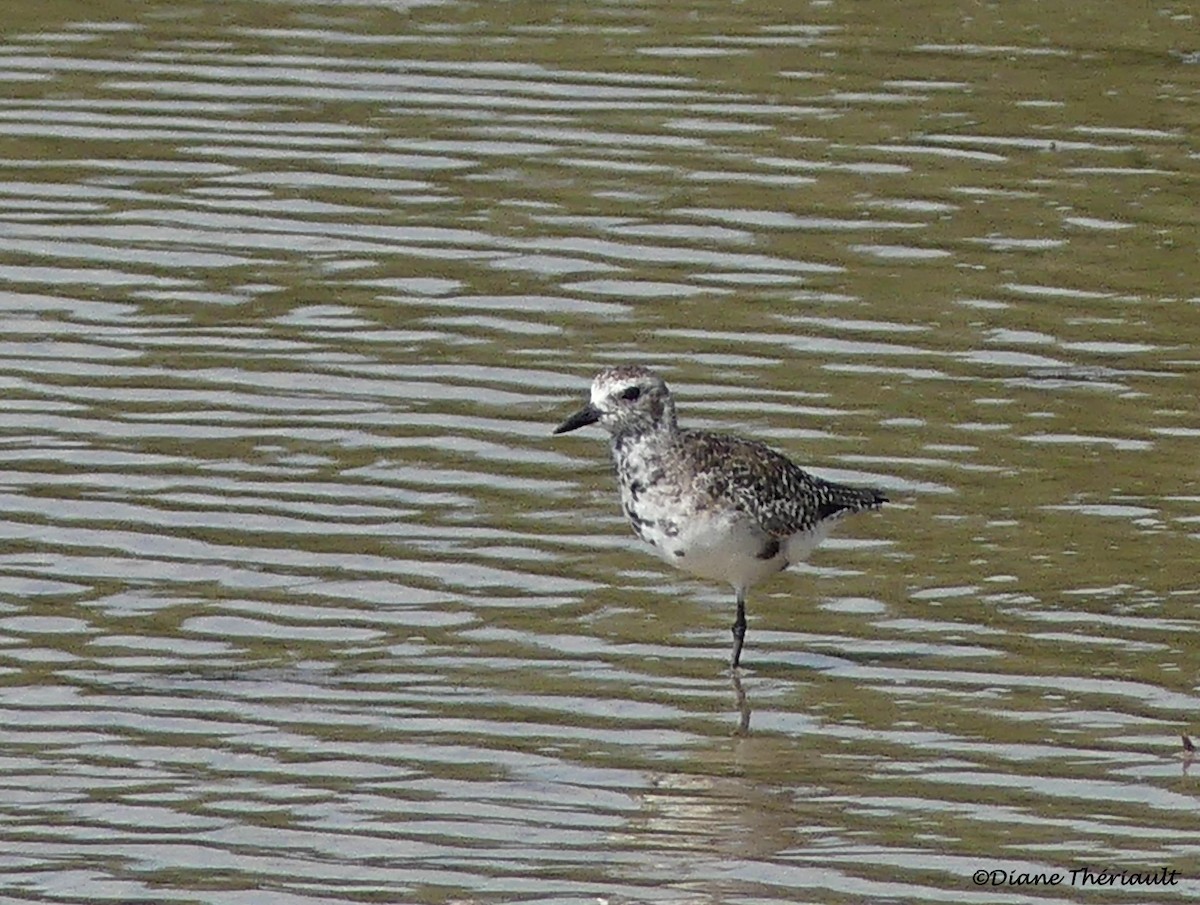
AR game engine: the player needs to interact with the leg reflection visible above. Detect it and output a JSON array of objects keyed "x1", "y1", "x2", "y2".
[{"x1": 732, "y1": 670, "x2": 751, "y2": 736}]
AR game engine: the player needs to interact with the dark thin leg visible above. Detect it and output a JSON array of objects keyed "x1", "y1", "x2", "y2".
[{"x1": 730, "y1": 589, "x2": 747, "y2": 669}]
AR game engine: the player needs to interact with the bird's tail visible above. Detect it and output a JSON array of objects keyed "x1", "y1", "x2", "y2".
[{"x1": 817, "y1": 482, "x2": 887, "y2": 521}]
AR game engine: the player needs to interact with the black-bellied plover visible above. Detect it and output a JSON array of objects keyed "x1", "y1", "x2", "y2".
[{"x1": 553, "y1": 365, "x2": 886, "y2": 669}]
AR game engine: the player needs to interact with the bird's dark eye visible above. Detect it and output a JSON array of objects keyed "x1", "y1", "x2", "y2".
[{"x1": 620, "y1": 386, "x2": 642, "y2": 402}]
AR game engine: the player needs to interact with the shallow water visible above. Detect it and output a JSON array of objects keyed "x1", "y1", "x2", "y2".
[{"x1": 1, "y1": 1, "x2": 1198, "y2": 902}]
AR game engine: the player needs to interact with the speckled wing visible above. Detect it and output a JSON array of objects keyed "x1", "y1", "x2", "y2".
[{"x1": 679, "y1": 430, "x2": 886, "y2": 538}]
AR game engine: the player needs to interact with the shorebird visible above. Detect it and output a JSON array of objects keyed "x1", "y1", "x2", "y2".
[{"x1": 553, "y1": 365, "x2": 886, "y2": 668}]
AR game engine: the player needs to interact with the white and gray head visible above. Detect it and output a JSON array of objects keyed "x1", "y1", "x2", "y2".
[{"x1": 553, "y1": 365, "x2": 677, "y2": 438}]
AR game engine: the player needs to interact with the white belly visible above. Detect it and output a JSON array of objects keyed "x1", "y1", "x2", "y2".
[{"x1": 640, "y1": 506, "x2": 834, "y2": 592}]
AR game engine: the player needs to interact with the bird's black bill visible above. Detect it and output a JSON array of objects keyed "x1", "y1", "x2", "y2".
[{"x1": 553, "y1": 402, "x2": 601, "y2": 434}]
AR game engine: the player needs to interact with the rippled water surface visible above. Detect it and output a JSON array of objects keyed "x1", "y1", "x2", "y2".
[{"x1": 1, "y1": 1, "x2": 1198, "y2": 902}]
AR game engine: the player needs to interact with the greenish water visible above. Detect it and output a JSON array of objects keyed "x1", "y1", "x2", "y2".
[{"x1": 0, "y1": 1, "x2": 1197, "y2": 902}]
